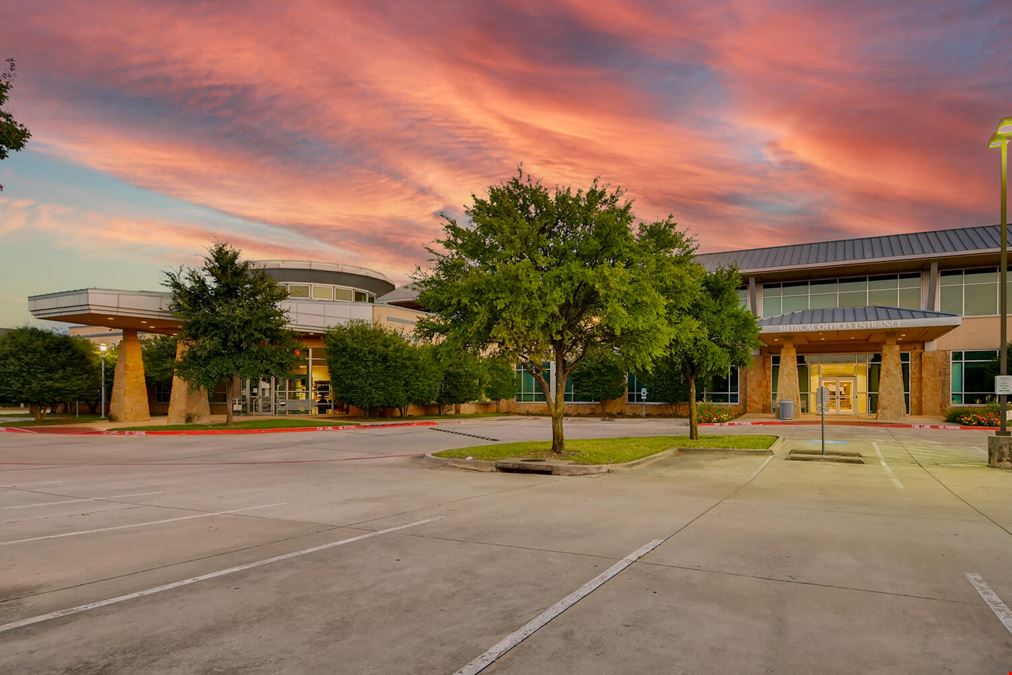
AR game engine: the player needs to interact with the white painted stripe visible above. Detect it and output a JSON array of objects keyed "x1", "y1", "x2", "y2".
[
  {"x1": 0, "y1": 516, "x2": 440, "y2": 635},
  {"x1": 0, "y1": 502, "x2": 285, "y2": 546},
  {"x1": 965, "y1": 572, "x2": 1012, "y2": 635},
  {"x1": 0, "y1": 480, "x2": 64, "y2": 488},
  {"x1": 454, "y1": 538, "x2": 664, "y2": 675},
  {"x1": 1, "y1": 491, "x2": 163, "y2": 510},
  {"x1": 872, "y1": 442, "x2": 903, "y2": 489}
]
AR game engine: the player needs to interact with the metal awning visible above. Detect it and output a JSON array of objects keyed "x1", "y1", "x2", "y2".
[{"x1": 758, "y1": 306, "x2": 961, "y2": 347}]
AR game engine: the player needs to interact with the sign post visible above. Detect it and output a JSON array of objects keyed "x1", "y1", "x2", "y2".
[
  {"x1": 816, "y1": 385, "x2": 830, "y2": 456},
  {"x1": 640, "y1": 387, "x2": 647, "y2": 418}
]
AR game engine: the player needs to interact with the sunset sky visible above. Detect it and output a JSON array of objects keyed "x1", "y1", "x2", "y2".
[{"x1": 0, "y1": 0, "x2": 1009, "y2": 326}]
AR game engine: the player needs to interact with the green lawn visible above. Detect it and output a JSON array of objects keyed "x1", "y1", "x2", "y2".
[
  {"x1": 117, "y1": 418, "x2": 361, "y2": 431},
  {"x1": 0, "y1": 415, "x2": 102, "y2": 427},
  {"x1": 434, "y1": 435, "x2": 777, "y2": 465}
]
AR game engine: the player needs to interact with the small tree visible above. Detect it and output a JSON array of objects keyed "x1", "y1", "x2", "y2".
[
  {"x1": 403, "y1": 343, "x2": 442, "y2": 417},
  {"x1": 434, "y1": 345, "x2": 483, "y2": 415},
  {"x1": 0, "y1": 327, "x2": 99, "y2": 420},
  {"x1": 164, "y1": 243, "x2": 299, "y2": 425},
  {"x1": 324, "y1": 321, "x2": 416, "y2": 416},
  {"x1": 571, "y1": 349, "x2": 627, "y2": 416},
  {"x1": 0, "y1": 58, "x2": 31, "y2": 192},
  {"x1": 665, "y1": 267, "x2": 760, "y2": 439},
  {"x1": 481, "y1": 357, "x2": 518, "y2": 412},
  {"x1": 417, "y1": 169, "x2": 697, "y2": 453}
]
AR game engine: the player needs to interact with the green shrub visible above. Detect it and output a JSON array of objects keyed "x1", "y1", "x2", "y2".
[
  {"x1": 946, "y1": 403, "x2": 1001, "y2": 426},
  {"x1": 695, "y1": 402, "x2": 740, "y2": 424}
]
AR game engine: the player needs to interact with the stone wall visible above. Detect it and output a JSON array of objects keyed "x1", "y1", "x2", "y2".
[{"x1": 920, "y1": 350, "x2": 951, "y2": 416}]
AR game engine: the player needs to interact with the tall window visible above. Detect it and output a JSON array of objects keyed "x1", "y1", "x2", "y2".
[
  {"x1": 515, "y1": 363, "x2": 549, "y2": 402},
  {"x1": 762, "y1": 274, "x2": 921, "y2": 318},
  {"x1": 703, "y1": 368, "x2": 739, "y2": 403},
  {"x1": 950, "y1": 350, "x2": 997, "y2": 404}
]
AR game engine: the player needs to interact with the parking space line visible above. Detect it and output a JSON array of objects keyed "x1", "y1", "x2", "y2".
[
  {"x1": 0, "y1": 502, "x2": 286, "y2": 546},
  {"x1": 454, "y1": 538, "x2": 664, "y2": 675},
  {"x1": 964, "y1": 572, "x2": 1012, "y2": 635},
  {"x1": 1, "y1": 491, "x2": 163, "y2": 510},
  {"x1": 0, "y1": 480, "x2": 64, "y2": 488},
  {"x1": 872, "y1": 442, "x2": 903, "y2": 489},
  {"x1": 0, "y1": 516, "x2": 441, "y2": 635}
]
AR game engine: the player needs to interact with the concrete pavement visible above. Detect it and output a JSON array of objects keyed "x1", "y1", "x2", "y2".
[{"x1": 0, "y1": 418, "x2": 1009, "y2": 673}]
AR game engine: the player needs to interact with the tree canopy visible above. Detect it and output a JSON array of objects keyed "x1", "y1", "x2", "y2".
[
  {"x1": 434, "y1": 345, "x2": 483, "y2": 414},
  {"x1": 663, "y1": 266, "x2": 760, "y2": 438},
  {"x1": 416, "y1": 169, "x2": 698, "y2": 452},
  {"x1": 0, "y1": 327, "x2": 99, "y2": 420},
  {"x1": 481, "y1": 357, "x2": 517, "y2": 412},
  {"x1": 142, "y1": 334, "x2": 178, "y2": 384},
  {"x1": 0, "y1": 58, "x2": 31, "y2": 192},
  {"x1": 164, "y1": 243, "x2": 298, "y2": 424}
]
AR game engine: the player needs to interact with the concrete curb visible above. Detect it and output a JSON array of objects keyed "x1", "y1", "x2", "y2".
[
  {"x1": 427, "y1": 438, "x2": 779, "y2": 477},
  {"x1": 702, "y1": 420, "x2": 995, "y2": 431},
  {"x1": 1, "y1": 421, "x2": 439, "y2": 436}
]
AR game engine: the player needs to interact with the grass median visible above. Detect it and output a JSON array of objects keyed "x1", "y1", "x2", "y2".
[{"x1": 434, "y1": 434, "x2": 777, "y2": 465}]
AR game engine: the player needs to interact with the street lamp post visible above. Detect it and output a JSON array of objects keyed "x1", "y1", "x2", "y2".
[
  {"x1": 989, "y1": 117, "x2": 1012, "y2": 468},
  {"x1": 99, "y1": 343, "x2": 108, "y2": 419}
]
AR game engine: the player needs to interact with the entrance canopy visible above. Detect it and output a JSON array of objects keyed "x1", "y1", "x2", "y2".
[
  {"x1": 29, "y1": 289, "x2": 180, "y2": 334},
  {"x1": 758, "y1": 306, "x2": 960, "y2": 347}
]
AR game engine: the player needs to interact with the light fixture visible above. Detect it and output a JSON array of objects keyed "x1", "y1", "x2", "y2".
[{"x1": 106, "y1": 317, "x2": 114, "y2": 321}]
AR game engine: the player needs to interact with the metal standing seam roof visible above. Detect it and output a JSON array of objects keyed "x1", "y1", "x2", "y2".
[
  {"x1": 758, "y1": 306, "x2": 960, "y2": 327},
  {"x1": 697, "y1": 224, "x2": 1001, "y2": 272}
]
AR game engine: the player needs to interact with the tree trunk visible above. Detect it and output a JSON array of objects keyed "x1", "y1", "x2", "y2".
[
  {"x1": 551, "y1": 352, "x2": 566, "y2": 454},
  {"x1": 600, "y1": 400, "x2": 606, "y2": 418},
  {"x1": 225, "y1": 378, "x2": 235, "y2": 425},
  {"x1": 30, "y1": 404, "x2": 44, "y2": 422},
  {"x1": 687, "y1": 370, "x2": 698, "y2": 440}
]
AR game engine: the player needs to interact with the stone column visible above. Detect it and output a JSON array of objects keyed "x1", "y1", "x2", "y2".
[
  {"x1": 776, "y1": 339, "x2": 802, "y2": 414},
  {"x1": 109, "y1": 328, "x2": 150, "y2": 422},
  {"x1": 167, "y1": 341, "x2": 211, "y2": 424},
  {"x1": 877, "y1": 335, "x2": 906, "y2": 420},
  {"x1": 744, "y1": 353, "x2": 769, "y2": 414}
]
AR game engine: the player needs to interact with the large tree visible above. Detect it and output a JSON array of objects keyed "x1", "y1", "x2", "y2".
[
  {"x1": 0, "y1": 327, "x2": 99, "y2": 420},
  {"x1": 0, "y1": 58, "x2": 31, "y2": 192},
  {"x1": 416, "y1": 169, "x2": 697, "y2": 452},
  {"x1": 570, "y1": 349, "x2": 627, "y2": 416},
  {"x1": 164, "y1": 243, "x2": 298, "y2": 425},
  {"x1": 664, "y1": 266, "x2": 760, "y2": 439}
]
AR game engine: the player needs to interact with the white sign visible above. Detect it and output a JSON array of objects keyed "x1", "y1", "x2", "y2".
[
  {"x1": 996, "y1": 375, "x2": 1012, "y2": 395},
  {"x1": 640, "y1": 387, "x2": 647, "y2": 398},
  {"x1": 816, "y1": 385, "x2": 830, "y2": 413}
]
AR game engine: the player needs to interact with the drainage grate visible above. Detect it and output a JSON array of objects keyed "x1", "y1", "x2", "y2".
[{"x1": 429, "y1": 427, "x2": 500, "y2": 442}]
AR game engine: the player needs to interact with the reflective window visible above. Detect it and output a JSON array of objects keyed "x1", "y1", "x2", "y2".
[
  {"x1": 515, "y1": 363, "x2": 549, "y2": 402},
  {"x1": 940, "y1": 268, "x2": 1012, "y2": 316},
  {"x1": 762, "y1": 274, "x2": 921, "y2": 318},
  {"x1": 287, "y1": 284, "x2": 310, "y2": 299},
  {"x1": 950, "y1": 350, "x2": 997, "y2": 404},
  {"x1": 703, "y1": 368, "x2": 739, "y2": 404},
  {"x1": 312, "y1": 285, "x2": 333, "y2": 301},
  {"x1": 334, "y1": 288, "x2": 354, "y2": 301}
]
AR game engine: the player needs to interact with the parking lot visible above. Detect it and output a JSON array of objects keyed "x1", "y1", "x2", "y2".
[{"x1": 1, "y1": 418, "x2": 1010, "y2": 673}]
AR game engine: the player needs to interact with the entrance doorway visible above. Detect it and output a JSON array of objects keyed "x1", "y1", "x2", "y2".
[{"x1": 819, "y1": 377, "x2": 856, "y2": 415}]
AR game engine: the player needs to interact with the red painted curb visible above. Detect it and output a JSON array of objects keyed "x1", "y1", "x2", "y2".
[
  {"x1": 700, "y1": 420, "x2": 996, "y2": 431},
  {"x1": 0, "y1": 421, "x2": 438, "y2": 436},
  {"x1": 0, "y1": 427, "x2": 36, "y2": 434}
]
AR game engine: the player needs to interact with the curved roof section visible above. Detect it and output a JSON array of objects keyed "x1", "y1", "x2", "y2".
[
  {"x1": 252, "y1": 260, "x2": 395, "y2": 296},
  {"x1": 377, "y1": 284, "x2": 424, "y2": 310},
  {"x1": 697, "y1": 224, "x2": 1001, "y2": 273}
]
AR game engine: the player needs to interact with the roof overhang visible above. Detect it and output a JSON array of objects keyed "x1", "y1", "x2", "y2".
[
  {"x1": 760, "y1": 314, "x2": 960, "y2": 346},
  {"x1": 28, "y1": 289, "x2": 180, "y2": 334}
]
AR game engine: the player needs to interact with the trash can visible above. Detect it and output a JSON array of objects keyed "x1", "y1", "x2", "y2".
[{"x1": 777, "y1": 399, "x2": 794, "y2": 421}]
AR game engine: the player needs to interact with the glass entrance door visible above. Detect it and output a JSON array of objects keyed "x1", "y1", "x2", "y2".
[{"x1": 819, "y1": 377, "x2": 856, "y2": 415}]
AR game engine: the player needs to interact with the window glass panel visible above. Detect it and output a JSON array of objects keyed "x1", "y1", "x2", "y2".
[
  {"x1": 898, "y1": 273, "x2": 921, "y2": 289},
  {"x1": 809, "y1": 279, "x2": 837, "y2": 294},
  {"x1": 782, "y1": 295, "x2": 808, "y2": 313},
  {"x1": 939, "y1": 285, "x2": 962, "y2": 314},
  {"x1": 964, "y1": 269, "x2": 997, "y2": 285},
  {"x1": 762, "y1": 297, "x2": 782, "y2": 318},
  {"x1": 287, "y1": 284, "x2": 310, "y2": 299},
  {"x1": 940, "y1": 270, "x2": 963, "y2": 286},
  {"x1": 809, "y1": 293, "x2": 836, "y2": 309},
  {"x1": 966, "y1": 350, "x2": 997, "y2": 360},
  {"x1": 312, "y1": 285, "x2": 333, "y2": 300},
  {"x1": 964, "y1": 283, "x2": 997, "y2": 316},
  {"x1": 867, "y1": 275, "x2": 898, "y2": 291},
  {"x1": 898, "y1": 287, "x2": 921, "y2": 309},
  {"x1": 354, "y1": 291, "x2": 369, "y2": 303},
  {"x1": 781, "y1": 282, "x2": 808, "y2": 297},
  {"x1": 867, "y1": 289, "x2": 897, "y2": 306},
  {"x1": 838, "y1": 291, "x2": 867, "y2": 308},
  {"x1": 333, "y1": 288, "x2": 354, "y2": 301},
  {"x1": 837, "y1": 279, "x2": 867, "y2": 293}
]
